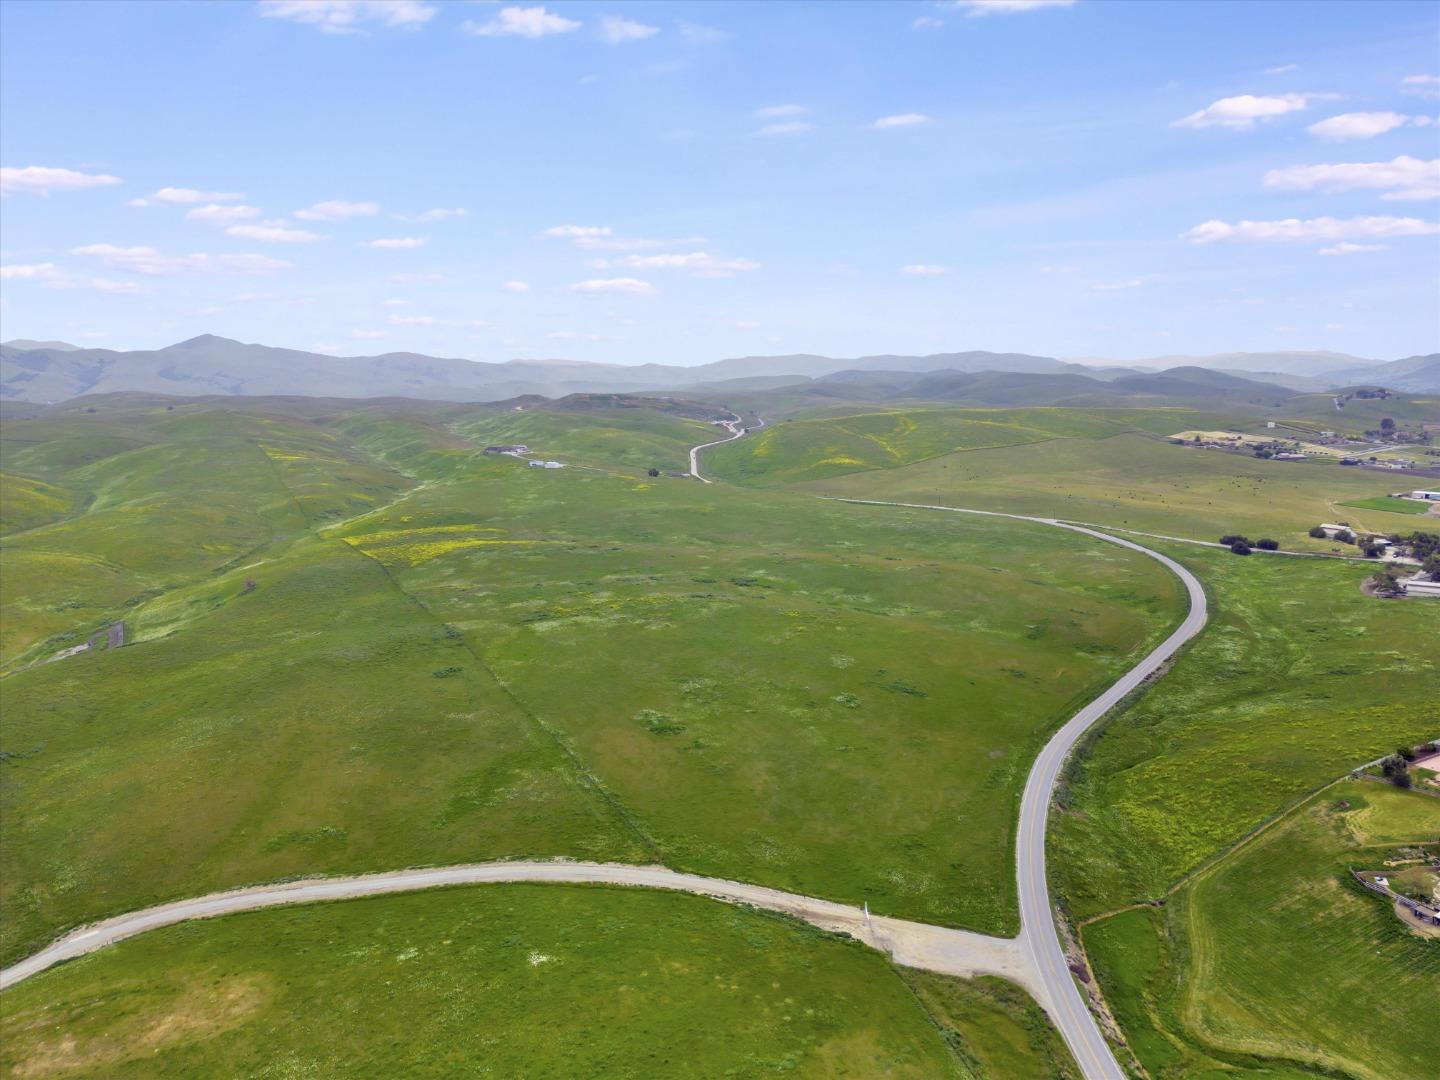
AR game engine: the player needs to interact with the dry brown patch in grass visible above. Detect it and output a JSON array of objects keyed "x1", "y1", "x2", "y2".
[{"x1": 5, "y1": 973, "x2": 272, "y2": 1078}]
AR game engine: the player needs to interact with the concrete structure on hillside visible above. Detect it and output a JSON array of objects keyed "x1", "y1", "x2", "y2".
[
  {"x1": 1407, "y1": 490, "x2": 1440, "y2": 501},
  {"x1": 484, "y1": 444, "x2": 529, "y2": 454},
  {"x1": 1401, "y1": 577, "x2": 1440, "y2": 598},
  {"x1": 528, "y1": 460, "x2": 566, "y2": 469},
  {"x1": 1318, "y1": 523, "x2": 1353, "y2": 539}
]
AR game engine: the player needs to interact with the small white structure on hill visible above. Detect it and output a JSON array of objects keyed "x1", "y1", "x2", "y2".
[
  {"x1": 1407, "y1": 490, "x2": 1440, "y2": 501},
  {"x1": 1317, "y1": 523, "x2": 1352, "y2": 539},
  {"x1": 1401, "y1": 577, "x2": 1440, "y2": 598},
  {"x1": 528, "y1": 460, "x2": 566, "y2": 469}
]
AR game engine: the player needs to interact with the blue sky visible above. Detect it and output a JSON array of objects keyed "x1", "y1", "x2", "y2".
[{"x1": 2, "y1": 0, "x2": 1438, "y2": 365}]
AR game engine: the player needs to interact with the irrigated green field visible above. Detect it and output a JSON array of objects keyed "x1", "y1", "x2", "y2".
[
  {"x1": 1338, "y1": 495, "x2": 1435, "y2": 516},
  {"x1": 0, "y1": 883, "x2": 1072, "y2": 1078},
  {"x1": 1084, "y1": 781, "x2": 1440, "y2": 1080},
  {"x1": 0, "y1": 399, "x2": 1182, "y2": 968}
]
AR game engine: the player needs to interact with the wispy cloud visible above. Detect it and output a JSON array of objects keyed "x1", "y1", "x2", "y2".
[
  {"x1": 295, "y1": 199, "x2": 379, "y2": 220},
  {"x1": 71, "y1": 243, "x2": 291, "y2": 274},
  {"x1": 1263, "y1": 156, "x2": 1439, "y2": 201},
  {"x1": 912, "y1": 16, "x2": 944, "y2": 30},
  {"x1": 463, "y1": 5, "x2": 580, "y2": 38},
  {"x1": 569, "y1": 277, "x2": 656, "y2": 295},
  {"x1": 130, "y1": 186, "x2": 244, "y2": 207},
  {"x1": 1173, "y1": 93, "x2": 1331, "y2": 130},
  {"x1": 901, "y1": 264, "x2": 951, "y2": 275},
  {"x1": 186, "y1": 204, "x2": 262, "y2": 224},
  {"x1": 1182, "y1": 215, "x2": 1440, "y2": 243},
  {"x1": 757, "y1": 121, "x2": 812, "y2": 136},
  {"x1": 1318, "y1": 241, "x2": 1387, "y2": 255},
  {"x1": 873, "y1": 113, "x2": 931, "y2": 129},
  {"x1": 942, "y1": 0, "x2": 1076, "y2": 15},
  {"x1": 394, "y1": 207, "x2": 467, "y2": 222},
  {"x1": 755, "y1": 104, "x2": 807, "y2": 119},
  {"x1": 598, "y1": 15, "x2": 659, "y2": 44},
  {"x1": 227, "y1": 221, "x2": 325, "y2": 242},
  {"x1": 678, "y1": 21, "x2": 731, "y2": 44},
  {"x1": 363, "y1": 236, "x2": 426, "y2": 249},
  {"x1": 1092, "y1": 279, "x2": 1144, "y2": 290},
  {"x1": 501, "y1": 280, "x2": 531, "y2": 293},
  {"x1": 543, "y1": 224, "x2": 612, "y2": 239},
  {"x1": 257, "y1": 0, "x2": 435, "y2": 35},
  {"x1": 1402, "y1": 74, "x2": 1440, "y2": 98},
  {"x1": 601, "y1": 251, "x2": 760, "y2": 276},
  {"x1": 0, "y1": 262, "x2": 61, "y2": 280},
  {"x1": 1, "y1": 165, "x2": 121, "y2": 196},
  {"x1": 1307, "y1": 111, "x2": 1429, "y2": 141}
]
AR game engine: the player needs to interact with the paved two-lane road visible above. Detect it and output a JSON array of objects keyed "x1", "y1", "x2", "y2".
[{"x1": 688, "y1": 413, "x2": 763, "y2": 482}]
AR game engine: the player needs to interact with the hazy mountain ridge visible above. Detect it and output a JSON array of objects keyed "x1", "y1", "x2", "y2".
[{"x1": 2, "y1": 336, "x2": 1436, "y2": 404}]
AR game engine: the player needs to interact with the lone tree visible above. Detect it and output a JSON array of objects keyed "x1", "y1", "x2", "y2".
[
  {"x1": 1308, "y1": 525, "x2": 1327, "y2": 538},
  {"x1": 1380, "y1": 754, "x2": 1412, "y2": 789},
  {"x1": 1230, "y1": 541, "x2": 1252, "y2": 555},
  {"x1": 1380, "y1": 417, "x2": 1396, "y2": 432},
  {"x1": 1257, "y1": 538, "x2": 1279, "y2": 550},
  {"x1": 647, "y1": 468, "x2": 660, "y2": 477}
]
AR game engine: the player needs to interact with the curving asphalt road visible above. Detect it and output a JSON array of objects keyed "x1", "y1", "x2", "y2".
[
  {"x1": 1, "y1": 487, "x2": 1208, "y2": 1080},
  {"x1": 688, "y1": 413, "x2": 763, "y2": 482},
  {"x1": 831, "y1": 499, "x2": 1208, "y2": 1080}
]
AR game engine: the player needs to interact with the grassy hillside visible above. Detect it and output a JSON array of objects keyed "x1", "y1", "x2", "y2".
[
  {"x1": 450, "y1": 407, "x2": 715, "y2": 473},
  {"x1": 0, "y1": 401, "x2": 1183, "y2": 967},
  {"x1": 1085, "y1": 781, "x2": 1439, "y2": 1080},
  {"x1": 704, "y1": 406, "x2": 1239, "y2": 487},
  {"x1": 807, "y1": 429, "x2": 1416, "y2": 550},
  {"x1": 0, "y1": 884, "x2": 993, "y2": 1079}
]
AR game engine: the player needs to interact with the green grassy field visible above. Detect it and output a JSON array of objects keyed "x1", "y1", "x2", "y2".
[
  {"x1": 1050, "y1": 542, "x2": 1438, "y2": 922},
  {"x1": 1338, "y1": 495, "x2": 1435, "y2": 516},
  {"x1": 803, "y1": 428, "x2": 1417, "y2": 550},
  {"x1": 1, "y1": 883, "x2": 1055, "y2": 1079},
  {"x1": 0, "y1": 400, "x2": 1183, "y2": 968},
  {"x1": 450, "y1": 407, "x2": 716, "y2": 473},
  {"x1": 1084, "y1": 781, "x2": 1440, "y2": 1080}
]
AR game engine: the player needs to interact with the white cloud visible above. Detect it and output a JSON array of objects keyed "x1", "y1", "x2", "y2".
[
  {"x1": 757, "y1": 121, "x2": 811, "y2": 136},
  {"x1": 1318, "y1": 241, "x2": 1387, "y2": 255},
  {"x1": 912, "y1": 16, "x2": 944, "y2": 30},
  {"x1": 543, "y1": 224, "x2": 612, "y2": 239},
  {"x1": 226, "y1": 221, "x2": 325, "y2": 242},
  {"x1": 1173, "y1": 93, "x2": 1328, "y2": 130},
  {"x1": 755, "y1": 104, "x2": 807, "y2": 119},
  {"x1": 873, "y1": 113, "x2": 931, "y2": 129},
  {"x1": 388, "y1": 313, "x2": 436, "y2": 325},
  {"x1": 351, "y1": 328, "x2": 389, "y2": 339},
  {"x1": 1265, "y1": 64, "x2": 1298, "y2": 75},
  {"x1": 463, "y1": 6, "x2": 580, "y2": 38},
  {"x1": 295, "y1": 199, "x2": 380, "y2": 220},
  {"x1": 71, "y1": 244, "x2": 291, "y2": 274},
  {"x1": 186, "y1": 203, "x2": 262, "y2": 224},
  {"x1": 1, "y1": 165, "x2": 122, "y2": 196},
  {"x1": 394, "y1": 207, "x2": 467, "y2": 222},
  {"x1": 363, "y1": 236, "x2": 426, "y2": 249},
  {"x1": 599, "y1": 15, "x2": 658, "y2": 44},
  {"x1": 1092, "y1": 279, "x2": 1144, "y2": 291},
  {"x1": 0, "y1": 262, "x2": 61, "y2": 280},
  {"x1": 85, "y1": 277, "x2": 144, "y2": 295},
  {"x1": 1, "y1": 262, "x2": 145, "y2": 294},
  {"x1": 943, "y1": 0, "x2": 1075, "y2": 14},
  {"x1": 611, "y1": 251, "x2": 759, "y2": 274},
  {"x1": 734, "y1": 320, "x2": 761, "y2": 329},
  {"x1": 677, "y1": 21, "x2": 731, "y2": 44},
  {"x1": 130, "y1": 186, "x2": 245, "y2": 207},
  {"x1": 501, "y1": 280, "x2": 531, "y2": 293},
  {"x1": 569, "y1": 277, "x2": 656, "y2": 295},
  {"x1": 389, "y1": 271, "x2": 442, "y2": 282},
  {"x1": 1307, "y1": 111, "x2": 1419, "y2": 141},
  {"x1": 257, "y1": 1, "x2": 435, "y2": 35},
  {"x1": 1263, "y1": 156, "x2": 1439, "y2": 201},
  {"x1": 1402, "y1": 74, "x2": 1440, "y2": 98},
  {"x1": 901, "y1": 264, "x2": 951, "y2": 275},
  {"x1": 1182, "y1": 215, "x2": 1440, "y2": 244}
]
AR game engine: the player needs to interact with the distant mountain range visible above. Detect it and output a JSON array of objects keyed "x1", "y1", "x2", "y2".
[{"x1": 2, "y1": 335, "x2": 1436, "y2": 404}]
